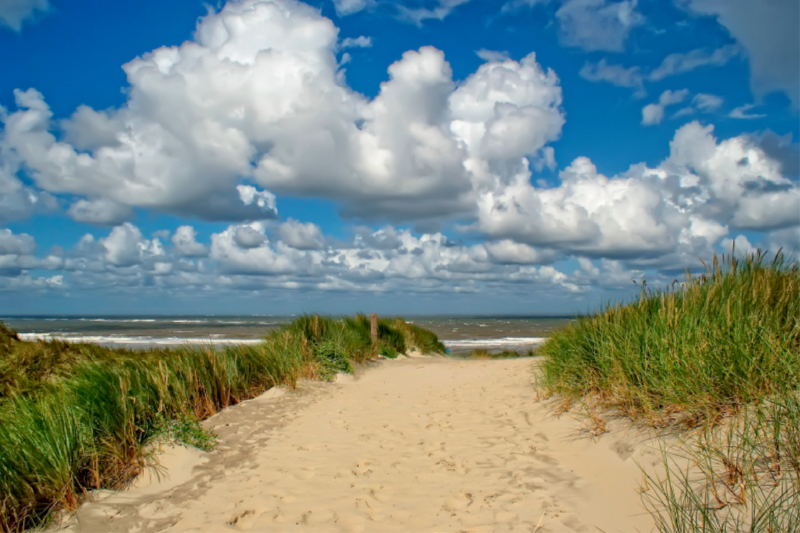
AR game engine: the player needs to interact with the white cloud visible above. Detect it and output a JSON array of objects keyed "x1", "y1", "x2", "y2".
[
  {"x1": 0, "y1": 0, "x2": 49, "y2": 31},
  {"x1": 665, "y1": 122, "x2": 798, "y2": 230},
  {"x1": 171, "y1": 226, "x2": 209, "y2": 257},
  {"x1": 671, "y1": 93, "x2": 724, "y2": 118},
  {"x1": 100, "y1": 223, "x2": 164, "y2": 267},
  {"x1": 333, "y1": 0, "x2": 374, "y2": 16},
  {"x1": 396, "y1": 0, "x2": 473, "y2": 25},
  {"x1": 720, "y1": 234, "x2": 756, "y2": 258},
  {"x1": 475, "y1": 49, "x2": 510, "y2": 62},
  {"x1": 581, "y1": 45, "x2": 739, "y2": 94},
  {"x1": 277, "y1": 219, "x2": 325, "y2": 250},
  {"x1": 67, "y1": 198, "x2": 133, "y2": 225},
  {"x1": 0, "y1": 229, "x2": 35, "y2": 255},
  {"x1": 234, "y1": 225, "x2": 268, "y2": 248},
  {"x1": 0, "y1": 166, "x2": 57, "y2": 223},
  {"x1": 641, "y1": 104, "x2": 664, "y2": 125},
  {"x1": 483, "y1": 240, "x2": 557, "y2": 264},
  {"x1": 579, "y1": 59, "x2": 645, "y2": 94},
  {"x1": 341, "y1": 35, "x2": 372, "y2": 48},
  {"x1": 676, "y1": 0, "x2": 799, "y2": 108},
  {"x1": 555, "y1": 0, "x2": 644, "y2": 52},
  {"x1": 692, "y1": 93, "x2": 724, "y2": 112},
  {"x1": 449, "y1": 52, "x2": 564, "y2": 172},
  {"x1": 472, "y1": 121, "x2": 799, "y2": 261},
  {"x1": 648, "y1": 44, "x2": 740, "y2": 81},
  {"x1": 641, "y1": 89, "x2": 689, "y2": 126},
  {"x1": 728, "y1": 103, "x2": 766, "y2": 120},
  {"x1": 0, "y1": 0, "x2": 566, "y2": 226}
]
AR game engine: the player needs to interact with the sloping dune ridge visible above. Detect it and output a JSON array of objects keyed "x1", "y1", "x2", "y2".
[{"x1": 57, "y1": 356, "x2": 660, "y2": 533}]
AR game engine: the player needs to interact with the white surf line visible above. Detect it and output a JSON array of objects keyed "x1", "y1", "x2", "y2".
[
  {"x1": 17, "y1": 333, "x2": 264, "y2": 346},
  {"x1": 443, "y1": 336, "x2": 547, "y2": 348}
]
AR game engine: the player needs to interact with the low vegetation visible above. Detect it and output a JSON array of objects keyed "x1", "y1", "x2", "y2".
[
  {"x1": 0, "y1": 314, "x2": 445, "y2": 532},
  {"x1": 470, "y1": 348, "x2": 535, "y2": 359},
  {"x1": 538, "y1": 251, "x2": 800, "y2": 532}
]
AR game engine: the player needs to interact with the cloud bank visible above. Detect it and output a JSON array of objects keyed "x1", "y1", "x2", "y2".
[{"x1": 0, "y1": 0, "x2": 797, "y2": 306}]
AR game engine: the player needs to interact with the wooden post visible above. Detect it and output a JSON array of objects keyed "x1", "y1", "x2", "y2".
[{"x1": 370, "y1": 313, "x2": 378, "y2": 358}]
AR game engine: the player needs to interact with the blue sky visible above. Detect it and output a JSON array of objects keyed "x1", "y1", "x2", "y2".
[{"x1": 0, "y1": 0, "x2": 797, "y2": 315}]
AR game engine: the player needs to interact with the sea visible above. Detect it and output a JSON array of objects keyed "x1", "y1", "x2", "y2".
[{"x1": 1, "y1": 316, "x2": 574, "y2": 355}]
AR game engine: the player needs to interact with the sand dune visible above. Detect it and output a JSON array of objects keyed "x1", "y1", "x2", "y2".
[{"x1": 58, "y1": 356, "x2": 660, "y2": 533}]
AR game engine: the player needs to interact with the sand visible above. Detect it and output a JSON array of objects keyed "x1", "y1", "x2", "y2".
[{"x1": 57, "y1": 356, "x2": 663, "y2": 533}]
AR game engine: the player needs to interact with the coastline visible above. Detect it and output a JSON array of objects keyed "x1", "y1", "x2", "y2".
[{"x1": 16, "y1": 332, "x2": 548, "y2": 352}]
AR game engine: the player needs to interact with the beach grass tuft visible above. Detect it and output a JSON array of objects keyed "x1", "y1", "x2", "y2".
[
  {"x1": 537, "y1": 250, "x2": 800, "y2": 532},
  {"x1": 0, "y1": 315, "x2": 444, "y2": 532},
  {"x1": 471, "y1": 349, "x2": 535, "y2": 359},
  {"x1": 539, "y1": 250, "x2": 800, "y2": 426}
]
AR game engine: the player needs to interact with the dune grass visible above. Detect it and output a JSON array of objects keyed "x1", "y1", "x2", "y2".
[
  {"x1": 537, "y1": 251, "x2": 800, "y2": 532},
  {"x1": 471, "y1": 348, "x2": 535, "y2": 359},
  {"x1": 0, "y1": 314, "x2": 445, "y2": 532},
  {"x1": 539, "y1": 251, "x2": 800, "y2": 425}
]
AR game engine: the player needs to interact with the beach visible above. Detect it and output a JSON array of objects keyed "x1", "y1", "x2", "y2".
[{"x1": 56, "y1": 355, "x2": 659, "y2": 533}]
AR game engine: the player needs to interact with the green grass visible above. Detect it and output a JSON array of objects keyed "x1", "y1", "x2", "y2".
[
  {"x1": 539, "y1": 251, "x2": 800, "y2": 426},
  {"x1": 0, "y1": 314, "x2": 445, "y2": 532},
  {"x1": 471, "y1": 348, "x2": 535, "y2": 359},
  {"x1": 537, "y1": 251, "x2": 800, "y2": 532}
]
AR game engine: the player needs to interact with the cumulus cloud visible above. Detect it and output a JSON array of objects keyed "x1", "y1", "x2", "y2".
[
  {"x1": 0, "y1": 0, "x2": 49, "y2": 31},
  {"x1": 0, "y1": 229, "x2": 35, "y2": 255},
  {"x1": 484, "y1": 240, "x2": 557, "y2": 264},
  {"x1": 67, "y1": 198, "x2": 134, "y2": 225},
  {"x1": 676, "y1": 0, "x2": 799, "y2": 108},
  {"x1": 0, "y1": 228, "x2": 64, "y2": 277},
  {"x1": 171, "y1": 226, "x2": 209, "y2": 257},
  {"x1": 100, "y1": 223, "x2": 164, "y2": 267},
  {"x1": 472, "y1": 121, "x2": 799, "y2": 262},
  {"x1": 233, "y1": 225, "x2": 269, "y2": 248},
  {"x1": 277, "y1": 219, "x2": 325, "y2": 250},
  {"x1": 641, "y1": 89, "x2": 689, "y2": 125},
  {"x1": 0, "y1": 167, "x2": 57, "y2": 223},
  {"x1": 720, "y1": 234, "x2": 756, "y2": 258},
  {"x1": 0, "y1": 1, "x2": 570, "y2": 227},
  {"x1": 555, "y1": 0, "x2": 644, "y2": 52}
]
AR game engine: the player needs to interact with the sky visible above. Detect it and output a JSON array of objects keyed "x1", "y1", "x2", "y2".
[{"x1": 0, "y1": 0, "x2": 798, "y2": 316}]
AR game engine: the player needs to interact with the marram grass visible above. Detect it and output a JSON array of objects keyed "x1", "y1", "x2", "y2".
[
  {"x1": 538, "y1": 251, "x2": 800, "y2": 532},
  {"x1": 539, "y1": 251, "x2": 800, "y2": 426},
  {"x1": 0, "y1": 314, "x2": 445, "y2": 532}
]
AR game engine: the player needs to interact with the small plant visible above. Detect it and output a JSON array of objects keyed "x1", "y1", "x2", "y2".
[
  {"x1": 471, "y1": 349, "x2": 534, "y2": 359},
  {"x1": 314, "y1": 340, "x2": 354, "y2": 380},
  {"x1": 379, "y1": 344, "x2": 399, "y2": 359},
  {"x1": 149, "y1": 411, "x2": 218, "y2": 452}
]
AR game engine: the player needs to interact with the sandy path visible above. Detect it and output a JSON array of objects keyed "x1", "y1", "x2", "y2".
[{"x1": 61, "y1": 356, "x2": 658, "y2": 533}]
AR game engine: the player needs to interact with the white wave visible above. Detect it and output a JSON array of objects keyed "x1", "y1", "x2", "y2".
[
  {"x1": 442, "y1": 337, "x2": 546, "y2": 348},
  {"x1": 17, "y1": 333, "x2": 262, "y2": 346}
]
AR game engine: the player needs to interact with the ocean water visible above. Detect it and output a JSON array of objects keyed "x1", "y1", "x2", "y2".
[{"x1": 1, "y1": 315, "x2": 574, "y2": 353}]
